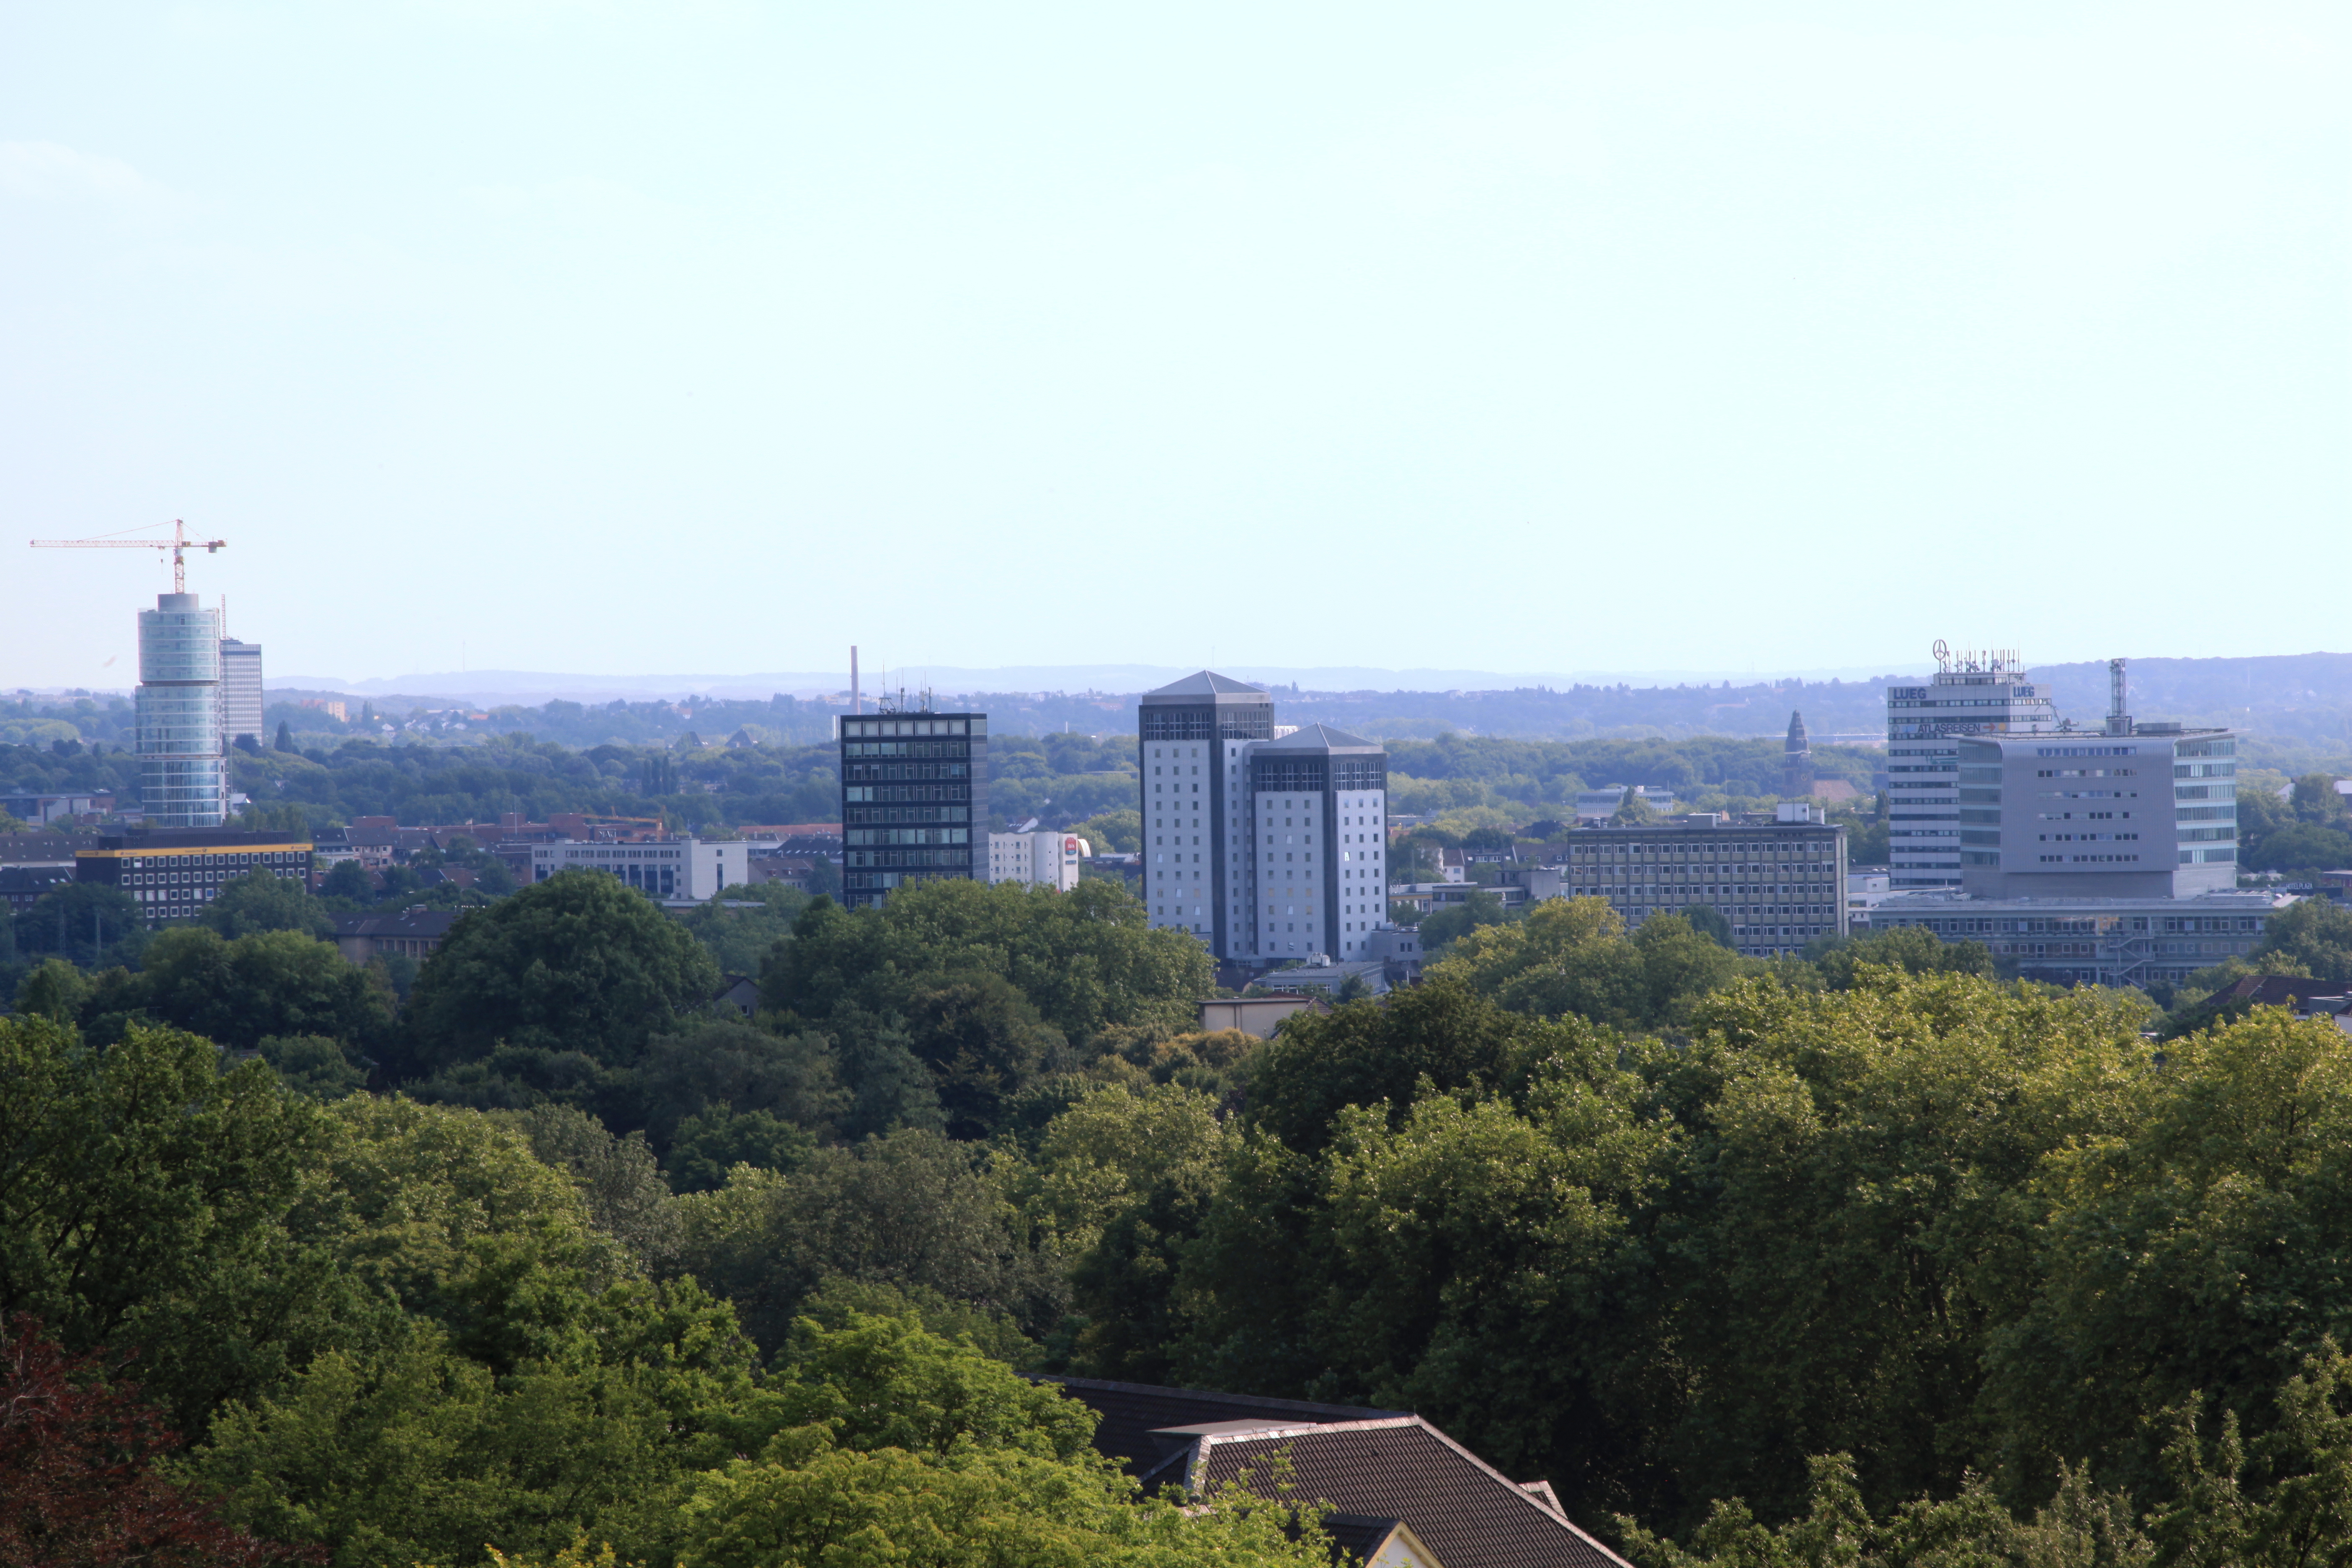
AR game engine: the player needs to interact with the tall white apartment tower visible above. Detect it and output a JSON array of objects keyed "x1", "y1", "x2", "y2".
[
  {"x1": 220, "y1": 639, "x2": 265, "y2": 747},
  {"x1": 1138, "y1": 672, "x2": 1389, "y2": 962},
  {"x1": 1883, "y1": 646, "x2": 2055, "y2": 889},
  {"x1": 1140, "y1": 672, "x2": 1275, "y2": 956},
  {"x1": 1243, "y1": 723, "x2": 1388, "y2": 962}
]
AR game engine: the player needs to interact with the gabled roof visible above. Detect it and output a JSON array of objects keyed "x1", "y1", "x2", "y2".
[
  {"x1": 1258, "y1": 722, "x2": 1382, "y2": 754},
  {"x1": 1173, "y1": 1416, "x2": 1630, "y2": 1568},
  {"x1": 2226, "y1": 975, "x2": 2352, "y2": 1011},
  {"x1": 1140, "y1": 671, "x2": 1274, "y2": 704},
  {"x1": 1037, "y1": 1375, "x2": 1401, "y2": 1478},
  {"x1": 1040, "y1": 1377, "x2": 1625, "y2": 1568}
]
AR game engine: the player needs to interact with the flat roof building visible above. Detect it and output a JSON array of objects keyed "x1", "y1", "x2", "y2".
[
  {"x1": 76, "y1": 826, "x2": 315, "y2": 928},
  {"x1": 220, "y1": 638, "x2": 264, "y2": 747},
  {"x1": 1885, "y1": 647, "x2": 2057, "y2": 890},
  {"x1": 837, "y1": 709, "x2": 988, "y2": 909},
  {"x1": 529, "y1": 838, "x2": 747, "y2": 904},
  {"x1": 1558, "y1": 818, "x2": 1848, "y2": 957},
  {"x1": 1957, "y1": 727, "x2": 2239, "y2": 899},
  {"x1": 1871, "y1": 888, "x2": 2294, "y2": 990}
]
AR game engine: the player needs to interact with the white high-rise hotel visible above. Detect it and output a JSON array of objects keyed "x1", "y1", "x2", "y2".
[{"x1": 1138, "y1": 672, "x2": 1389, "y2": 962}]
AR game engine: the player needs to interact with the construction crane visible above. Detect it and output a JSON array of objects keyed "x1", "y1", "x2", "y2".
[{"x1": 30, "y1": 518, "x2": 227, "y2": 593}]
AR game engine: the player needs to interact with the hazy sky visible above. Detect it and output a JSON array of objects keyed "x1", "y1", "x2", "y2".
[{"x1": 3, "y1": 1, "x2": 2344, "y2": 691}]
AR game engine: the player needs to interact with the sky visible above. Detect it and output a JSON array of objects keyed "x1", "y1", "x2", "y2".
[{"x1": 2, "y1": 0, "x2": 2344, "y2": 692}]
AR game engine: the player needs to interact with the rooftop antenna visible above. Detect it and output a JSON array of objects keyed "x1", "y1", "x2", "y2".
[
  {"x1": 2106, "y1": 658, "x2": 2132, "y2": 736},
  {"x1": 30, "y1": 518, "x2": 227, "y2": 593},
  {"x1": 851, "y1": 645, "x2": 861, "y2": 715}
]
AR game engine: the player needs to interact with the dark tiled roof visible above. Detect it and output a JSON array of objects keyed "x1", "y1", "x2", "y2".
[
  {"x1": 331, "y1": 910, "x2": 464, "y2": 939},
  {"x1": 1259, "y1": 722, "x2": 1380, "y2": 753},
  {"x1": 1186, "y1": 1418, "x2": 1629, "y2": 1568},
  {"x1": 1038, "y1": 1375, "x2": 1403, "y2": 1478},
  {"x1": 1141, "y1": 671, "x2": 1273, "y2": 701},
  {"x1": 2226, "y1": 975, "x2": 2352, "y2": 1009}
]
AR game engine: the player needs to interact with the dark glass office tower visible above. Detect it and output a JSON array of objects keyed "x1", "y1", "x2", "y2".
[
  {"x1": 1138, "y1": 672, "x2": 1274, "y2": 957},
  {"x1": 838, "y1": 709, "x2": 988, "y2": 908}
]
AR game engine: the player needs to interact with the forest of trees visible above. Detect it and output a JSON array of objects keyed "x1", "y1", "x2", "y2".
[{"x1": 12, "y1": 863, "x2": 2352, "y2": 1563}]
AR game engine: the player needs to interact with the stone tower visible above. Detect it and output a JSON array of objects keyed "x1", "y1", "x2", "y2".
[{"x1": 1783, "y1": 710, "x2": 1812, "y2": 799}]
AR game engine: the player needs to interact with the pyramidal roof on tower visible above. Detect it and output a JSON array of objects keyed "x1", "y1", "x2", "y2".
[
  {"x1": 1785, "y1": 710, "x2": 1810, "y2": 750},
  {"x1": 1259, "y1": 722, "x2": 1381, "y2": 753},
  {"x1": 1140, "y1": 671, "x2": 1272, "y2": 703}
]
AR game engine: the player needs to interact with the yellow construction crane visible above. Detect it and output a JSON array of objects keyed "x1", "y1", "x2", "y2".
[{"x1": 31, "y1": 518, "x2": 227, "y2": 593}]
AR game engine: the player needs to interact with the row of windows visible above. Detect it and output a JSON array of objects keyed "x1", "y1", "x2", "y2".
[{"x1": 841, "y1": 717, "x2": 981, "y2": 738}]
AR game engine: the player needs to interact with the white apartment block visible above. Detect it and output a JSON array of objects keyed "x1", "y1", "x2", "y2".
[
  {"x1": 1884, "y1": 648, "x2": 2055, "y2": 889},
  {"x1": 219, "y1": 639, "x2": 265, "y2": 746},
  {"x1": 988, "y1": 828, "x2": 1091, "y2": 891},
  {"x1": 1139, "y1": 673, "x2": 1390, "y2": 965},
  {"x1": 529, "y1": 837, "x2": 748, "y2": 902}
]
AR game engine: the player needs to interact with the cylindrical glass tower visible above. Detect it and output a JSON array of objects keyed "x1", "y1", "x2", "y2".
[{"x1": 137, "y1": 592, "x2": 227, "y2": 827}]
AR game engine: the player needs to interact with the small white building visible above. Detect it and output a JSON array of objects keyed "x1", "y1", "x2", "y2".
[
  {"x1": 1575, "y1": 785, "x2": 1677, "y2": 823},
  {"x1": 530, "y1": 837, "x2": 747, "y2": 903},
  {"x1": 987, "y1": 827, "x2": 1091, "y2": 891}
]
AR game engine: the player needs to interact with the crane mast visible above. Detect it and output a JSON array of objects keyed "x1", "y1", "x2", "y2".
[{"x1": 30, "y1": 518, "x2": 227, "y2": 592}]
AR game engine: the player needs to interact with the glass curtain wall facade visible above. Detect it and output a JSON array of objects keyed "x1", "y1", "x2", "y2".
[
  {"x1": 838, "y1": 711, "x2": 988, "y2": 908},
  {"x1": 136, "y1": 593, "x2": 227, "y2": 828}
]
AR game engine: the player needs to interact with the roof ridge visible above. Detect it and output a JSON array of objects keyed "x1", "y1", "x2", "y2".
[{"x1": 1197, "y1": 1415, "x2": 1635, "y2": 1568}]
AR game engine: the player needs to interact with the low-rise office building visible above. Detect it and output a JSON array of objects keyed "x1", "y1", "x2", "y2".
[
  {"x1": 1870, "y1": 888, "x2": 2294, "y2": 990},
  {"x1": 986, "y1": 828, "x2": 1091, "y2": 891},
  {"x1": 1559, "y1": 819, "x2": 1848, "y2": 957},
  {"x1": 75, "y1": 827, "x2": 316, "y2": 927},
  {"x1": 332, "y1": 908, "x2": 462, "y2": 965},
  {"x1": 1574, "y1": 784, "x2": 1676, "y2": 823},
  {"x1": 529, "y1": 837, "x2": 748, "y2": 902}
]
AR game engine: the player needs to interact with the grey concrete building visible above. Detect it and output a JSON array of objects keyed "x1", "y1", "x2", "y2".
[
  {"x1": 1870, "y1": 888, "x2": 2291, "y2": 990},
  {"x1": 1956, "y1": 727, "x2": 2239, "y2": 899},
  {"x1": 1558, "y1": 818, "x2": 1848, "y2": 957}
]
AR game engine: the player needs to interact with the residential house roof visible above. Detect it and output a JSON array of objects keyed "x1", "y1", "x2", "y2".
[
  {"x1": 1170, "y1": 1416, "x2": 1630, "y2": 1568},
  {"x1": 1039, "y1": 1377, "x2": 1629, "y2": 1568}
]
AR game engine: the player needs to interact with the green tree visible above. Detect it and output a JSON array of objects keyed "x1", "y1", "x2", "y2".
[
  {"x1": 0, "y1": 1016, "x2": 333, "y2": 1433},
  {"x1": 2252, "y1": 898, "x2": 2352, "y2": 984},
  {"x1": 636, "y1": 1018, "x2": 848, "y2": 1146},
  {"x1": 202, "y1": 868, "x2": 335, "y2": 940},
  {"x1": 1680, "y1": 903, "x2": 1735, "y2": 948},
  {"x1": 2248, "y1": 823, "x2": 2352, "y2": 875},
  {"x1": 191, "y1": 1280, "x2": 779, "y2": 1568},
  {"x1": 405, "y1": 869, "x2": 722, "y2": 1073},
  {"x1": 1073, "y1": 809, "x2": 1141, "y2": 854},
  {"x1": 15, "y1": 879, "x2": 145, "y2": 967},
  {"x1": 139, "y1": 926, "x2": 394, "y2": 1052},
  {"x1": 317, "y1": 859, "x2": 375, "y2": 904},
  {"x1": 675, "y1": 1128, "x2": 1063, "y2": 1356},
  {"x1": 1801, "y1": 926, "x2": 1998, "y2": 990},
  {"x1": 664, "y1": 1108, "x2": 820, "y2": 1193},
  {"x1": 1415, "y1": 887, "x2": 1510, "y2": 956},
  {"x1": 258, "y1": 1033, "x2": 370, "y2": 1100},
  {"x1": 763, "y1": 879, "x2": 1212, "y2": 1047},
  {"x1": 273, "y1": 719, "x2": 294, "y2": 753}
]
